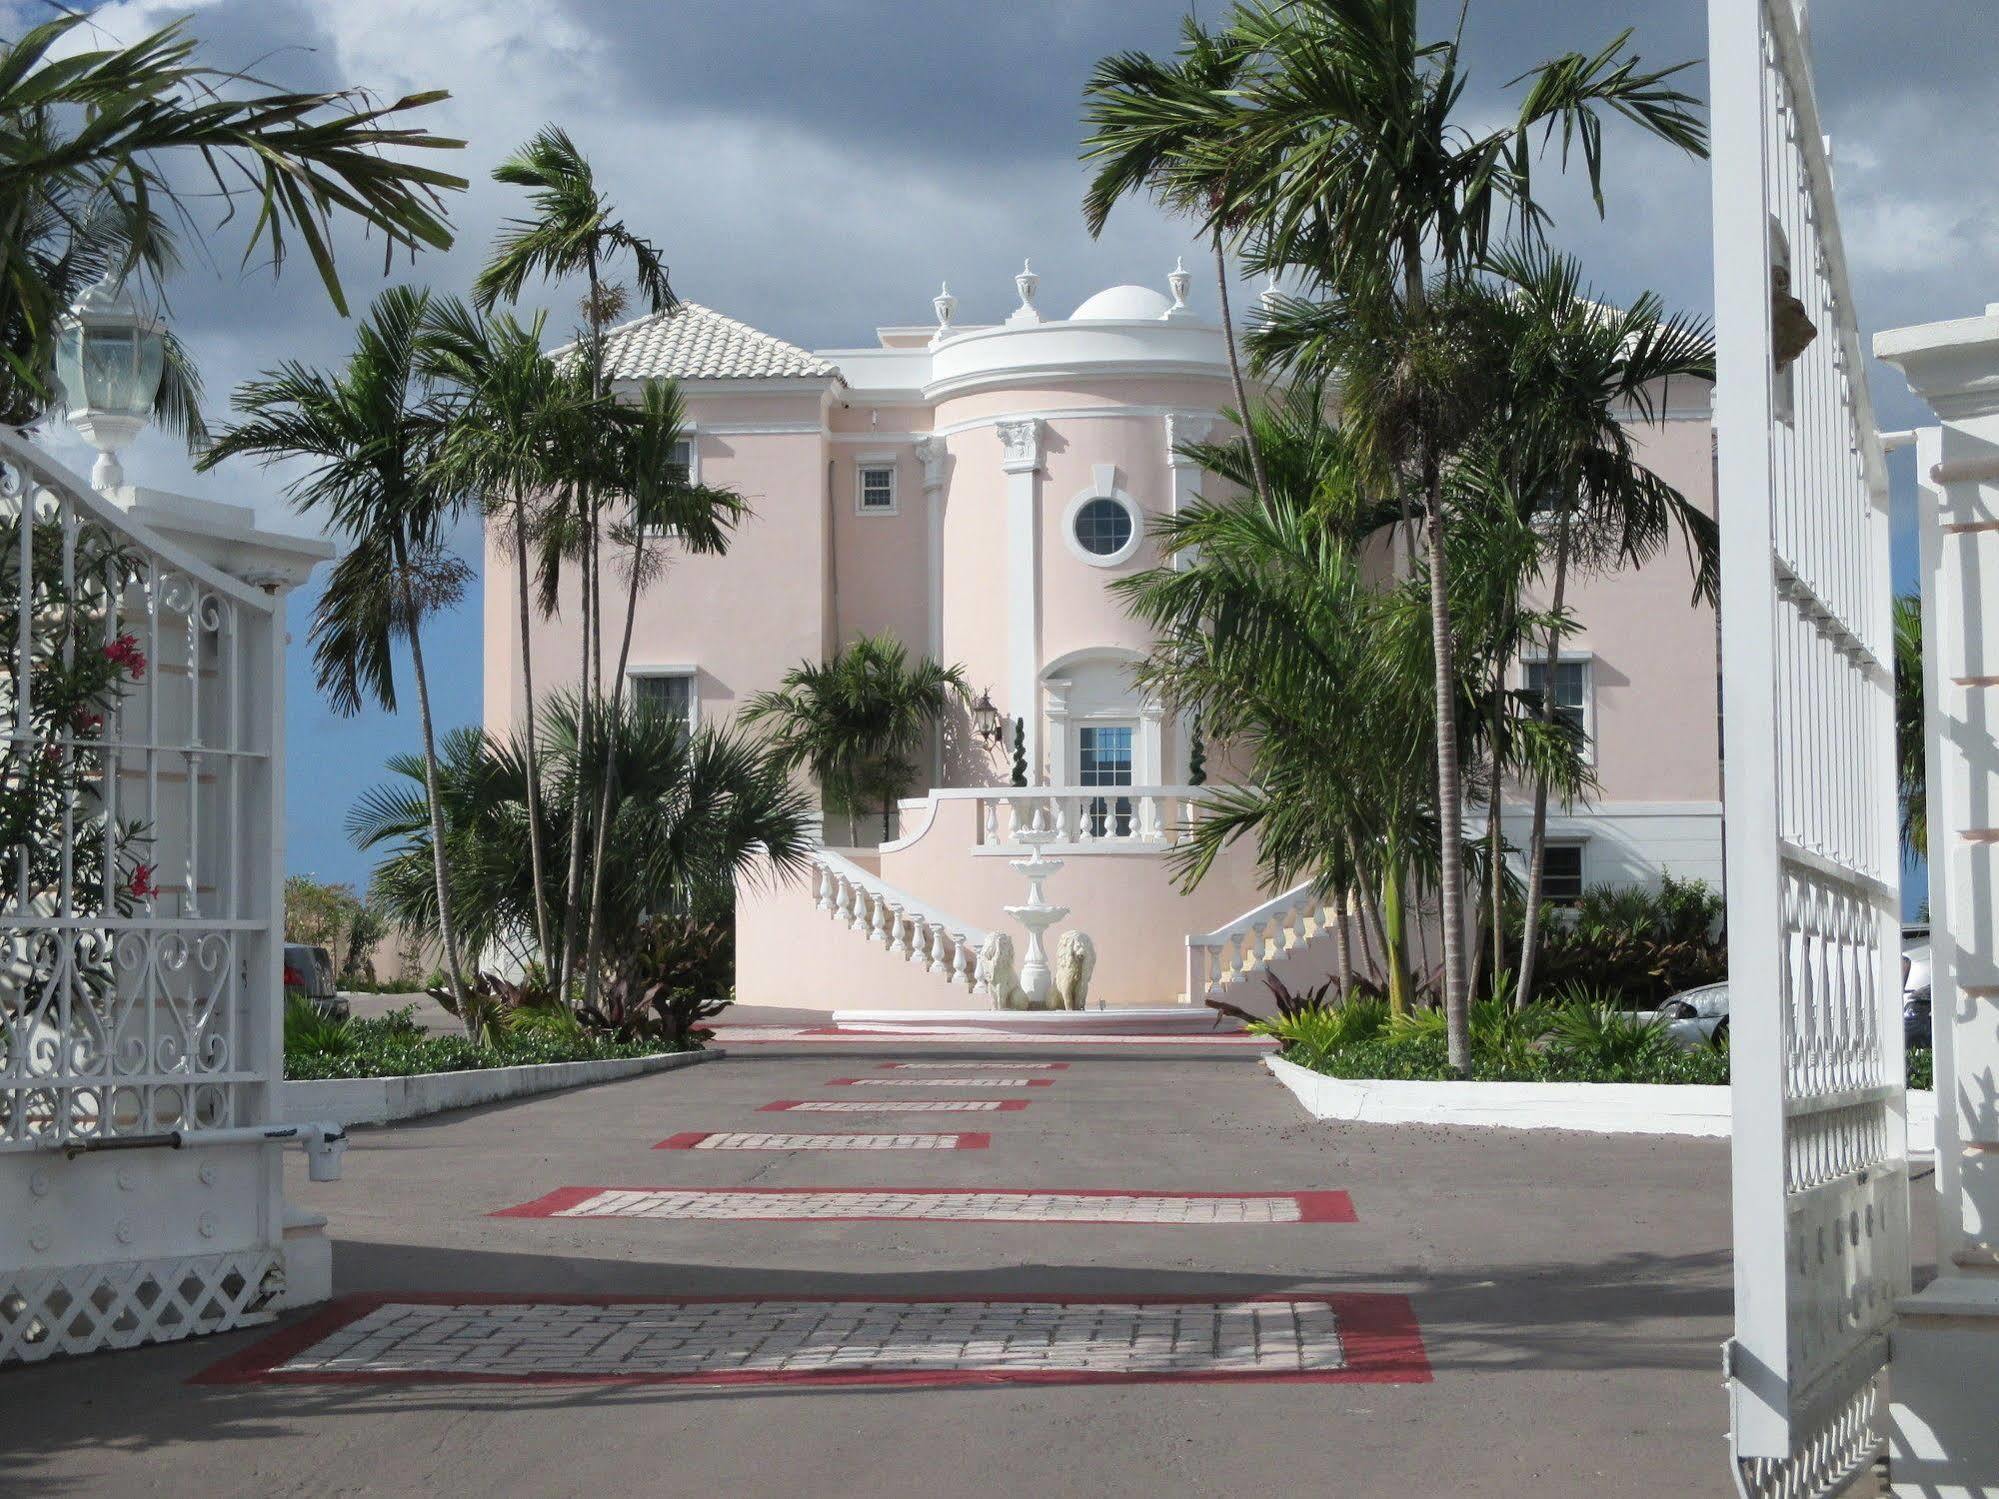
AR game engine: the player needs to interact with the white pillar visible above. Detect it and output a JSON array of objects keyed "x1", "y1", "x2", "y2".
[
  {"x1": 1877, "y1": 303, "x2": 1999, "y2": 1498},
  {"x1": 997, "y1": 418, "x2": 1043, "y2": 782},
  {"x1": 1044, "y1": 677, "x2": 1072, "y2": 786},
  {"x1": 914, "y1": 434, "x2": 948, "y2": 785}
]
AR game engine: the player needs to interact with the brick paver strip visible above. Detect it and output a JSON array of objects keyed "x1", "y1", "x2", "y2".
[
  {"x1": 759, "y1": 1099, "x2": 1031, "y2": 1113},
  {"x1": 493, "y1": 1187, "x2": 1357, "y2": 1224},
  {"x1": 826, "y1": 1077, "x2": 1054, "y2": 1088},
  {"x1": 194, "y1": 1293, "x2": 1429, "y2": 1388},
  {"x1": 656, "y1": 1132, "x2": 990, "y2": 1151},
  {"x1": 708, "y1": 1028, "x2": 1276, "y2": 1047},
  {"x1": 880, "y1": 1061, "x2": 1068, "y2": 1070}
]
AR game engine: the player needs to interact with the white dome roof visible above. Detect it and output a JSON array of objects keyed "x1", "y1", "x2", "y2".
[{"x1": 1068, "y1": 283, "x2": 1174, "y2": 321}]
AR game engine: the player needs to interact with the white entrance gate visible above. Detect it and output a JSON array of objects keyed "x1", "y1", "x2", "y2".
[
  {"x1": 1710, "y1": 2, "x2": 1910, "y2": 1493},
  {"x1": 1, "y1": 431, "x2": 333, "y2": 1364}
]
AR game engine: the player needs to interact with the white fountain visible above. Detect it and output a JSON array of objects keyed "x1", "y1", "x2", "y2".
[{"x1": 1003, "y1": 818, "x2": 1069, "y2": 1010}]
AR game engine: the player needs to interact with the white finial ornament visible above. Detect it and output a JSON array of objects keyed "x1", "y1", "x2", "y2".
[
  {"x1": 1007, "y1": 259, "x2": 1043, "y2": 326},
  {"x1": 1261, "y1": 269, "x2": 1281, "y2": 308},
  {"x1": 931, "y1": 281, "x2": 957, "y2": 340},
  {"x1": 1164, "y1": 255, "x2": 1192, "y2": 318}
]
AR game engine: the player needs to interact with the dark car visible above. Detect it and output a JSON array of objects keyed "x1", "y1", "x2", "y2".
[
  {"x1": 283, "y1": 943, "x2": 348, "y2": 1019},
  {"x1": 1904, "y1": 987, "x2": 1932, "y2": 1051}
]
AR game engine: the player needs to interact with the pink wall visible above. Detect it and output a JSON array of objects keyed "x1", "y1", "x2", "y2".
[
  {"x1": 1514, "y1": 404, "x2": 1720, "y2": 804},
  {"x1": 485, "y1": 389, "x2": 832, "y2": 740}
]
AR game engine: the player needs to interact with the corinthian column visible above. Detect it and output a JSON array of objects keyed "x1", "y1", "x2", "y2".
[{"x1": 996, "y1": 417, "x2": 1043, "y2": 782}]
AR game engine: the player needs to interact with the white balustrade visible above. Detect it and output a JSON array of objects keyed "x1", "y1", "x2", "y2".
[
  {"x1": 808, "y1": 850, "x2": 991, "y2": 1000},
  {"x1": 1185, "y1": 880, "x2": 1343, "y2": 1005},
  {"x1": 970, "y1": 786, "x2": 1206, "y2": 852}
]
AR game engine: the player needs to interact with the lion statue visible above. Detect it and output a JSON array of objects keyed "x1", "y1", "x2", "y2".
[
  {"x1": 1053, "y1": 930, "x2": 1097, "y2": 1012},
  {"x1": 977, "y1": 931, "x2": 1028, "y2": 1010}
]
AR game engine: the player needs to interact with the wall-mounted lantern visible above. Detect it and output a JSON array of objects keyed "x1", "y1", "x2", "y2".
[{"x1": 56, "y1": 273, "x2": 165, "y2": 492}]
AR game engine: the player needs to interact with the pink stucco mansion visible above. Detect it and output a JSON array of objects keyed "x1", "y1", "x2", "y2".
[{"x1": 482, "y1": 262, "x2": 1721, "y2": 1016}]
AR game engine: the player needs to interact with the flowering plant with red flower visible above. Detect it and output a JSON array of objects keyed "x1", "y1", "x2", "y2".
[
  {"x1": 127, "y1": 863, "x2": 158, "y2": 901},
  {"x1": 103, "y1": 632, "x2": 146, "y2": 679}
]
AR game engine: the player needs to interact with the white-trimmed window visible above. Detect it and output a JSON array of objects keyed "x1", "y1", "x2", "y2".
[
  {"x1": 643, "y1": 437, "x2": 699, "y2": 537},
  {"x1": 1543, "y1": 842, "x2": 1586, "y2": 906},
  {"x1": 630, "y1": 669, "x2": 697, "y2": 737},
  {"x1": 1061, "y1": 488, "x2": 1143, "y2": 568},
  {"x1": 1523, "y1": 656, "x2": 1593, "y2": 752},
  {"x1": 856, "y1": 460, "x2": 898, "y2": 515}
]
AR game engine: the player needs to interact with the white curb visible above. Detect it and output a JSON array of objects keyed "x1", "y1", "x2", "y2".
[
  {"x1": 281, "y1": 1048, "x2": 724, "y2": 1127},
  {"x1": 1264, "y1": 1054, "x2": 1937, "y2": 1147}
]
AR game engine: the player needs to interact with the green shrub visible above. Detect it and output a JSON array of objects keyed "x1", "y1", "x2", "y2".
[
  {"x1": 1532, "y1": 876, "x2": 1727, "y2": 1008},
  {"x1": 283, "y1": 995, "x2": 353, "y2": 1054},
  {"x1": 1254, "y1": 998, "x2": 1388, "y2": 1063},
  {"x1": 1908, "y1": 1049, "x2": 1934, "y2": 1091},
  {"x1": 1545, "y1": 1003, "x2": 1680, "y2": 1071}
]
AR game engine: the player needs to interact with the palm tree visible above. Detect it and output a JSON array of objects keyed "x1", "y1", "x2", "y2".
[
  {"x1": 1210, "y1": 0, "x2": 1705, "y2": 1072},
  {"x1": 350, "y1": 699, "x2": 814, "y2": 979},
  {"x1": 1480, "y1": 246, "x2": 1717, "y2": 1006},
  {"x1": 580, "y1": 377, "x2": 749, "y2": 991},
  {"x1": 198, "y1": 286, "x2": 473, "y2": 1019},
  {"x1": 1895, "y1": 594, "x2": 1926, "y2": 860},
  {"x1": 746, "y1": 634, "x2": 969, "y2": 845},
  {"x1": 422, "y1": 299, "x2": 612, "y2": 967},
  {"x1": 1082, "y1": 16, "x2": 1270, "y2": 505},
  {"x1": 475, "y1": 124, "x2": 675, "y2": 1002},
  {"x1": 1116, "y1": 392, "x2": 1591, "y2": 1016},
  {"x1": 2, "y1": 13, "x2": 463, "y2": 428}
]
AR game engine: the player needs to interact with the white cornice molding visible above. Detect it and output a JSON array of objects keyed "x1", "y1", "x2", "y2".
[{"x1": 926, "y1": 358, "x2": 1233, "y2": 402}]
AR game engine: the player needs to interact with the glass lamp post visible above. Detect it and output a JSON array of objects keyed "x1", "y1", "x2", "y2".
[{"x1": 55, "y1": 274, "x2": 165, "y2": 492}]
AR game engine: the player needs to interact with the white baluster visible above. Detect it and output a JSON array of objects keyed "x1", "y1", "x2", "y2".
[
  {"x1": 839, "y1": 877, "x2": 860, "y2": 930},
  {"x1": 928, "y1": 924, "x2": 950, "y2": 975},
  {"x1": 950, "y1": 932, "x2": 975, "y2": 990},
  {"x1": 814, "y1": 865, "x2": 833, "y2": 911},
  {"x1": 868, "y1": 891, "x2": 889, "y2": 946},
  {"x1": 892, "y1": 909, "x2": 915, "y2": 961},
  {"x1": 1139, "y1": 794, "x2": 1160, "y2": 842},
  {"x1": 983, "y1": 799, "x2": 998, "y2": 846}
]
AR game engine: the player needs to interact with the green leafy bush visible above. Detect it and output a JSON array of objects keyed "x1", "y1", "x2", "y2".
[
  {"x1": 1533, "y1": 876, "x2": 1727, "y2": 1008},
  {"x1": 284, "y1": 1017, "x2": 683, "y2": 1081}
]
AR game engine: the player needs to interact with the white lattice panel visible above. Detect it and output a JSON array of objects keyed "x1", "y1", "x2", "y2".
[{"x1": 1710, "y1": 0, "x2": 1910, "y2": 1488}]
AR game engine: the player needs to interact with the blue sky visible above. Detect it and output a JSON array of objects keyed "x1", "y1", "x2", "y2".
[{"x1": 23, "y1": 0, "x2": 1994, "y2": 909}]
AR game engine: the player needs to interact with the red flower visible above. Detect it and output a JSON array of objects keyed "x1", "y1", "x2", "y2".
[
  {"x1": 103, "y1": 633, "x2": 146, "y2": 679},
  {"x1": 70, "y1": 709, "x2": 103, "y2": 736},
  {"x1": 128, "y1": 863, "x2": 157, "y2": 900}
]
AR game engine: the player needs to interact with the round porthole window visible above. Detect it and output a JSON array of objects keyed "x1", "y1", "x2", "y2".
[{"x1": 1071, "y1": 495, "x2": 1136, "y2": 562}]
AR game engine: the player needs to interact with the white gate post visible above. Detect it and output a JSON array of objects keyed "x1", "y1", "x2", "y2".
[
  {"x1": 1877, "y1": 303, "x2": 1999, "y2": 1497},
  {"x1": 1, "y1": 437, "x2": 334, "y2": 1366}
]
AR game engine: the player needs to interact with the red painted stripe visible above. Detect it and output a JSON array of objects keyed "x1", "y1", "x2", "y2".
[
  {"x1": 756, "y1": 1099, "x2": 1032, "y2": 1112},
  {"x1": 489, "y1": 1186, "x2": 1357, "y2": 1222},
  {"x1": 649, "y1": 1132, "x2": 992, "y2": 1150},
  {"x1": 825, "y1": 1077, "x2": 1054, "y2": 1087},
  {"x1": 879, "y1": 1061, "x2": 1069, "y2": 1070},
  {"x1": 192, "y1": 1292, "x2": 1430, "y2": 1389}
]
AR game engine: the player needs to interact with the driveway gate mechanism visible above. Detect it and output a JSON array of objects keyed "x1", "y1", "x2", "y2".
[
  {"x1": 1, "y1": 429, "x2": 336, "y2": 1364},
  {"x1": 1709, "y1": 2, "x2": 1910, "y2": 1494}
]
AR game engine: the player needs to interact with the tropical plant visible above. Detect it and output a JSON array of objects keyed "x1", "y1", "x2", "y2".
[
  {"x1": 1544, "y1": 999, "x2": 1678, "y2": 1071},
  {"x1": 200, "y1": 286, "x2": 473, "y2": 1016},
  {"x1": 580, "y1": 916, "x2": 734, "y2": 1046},
  {"x1": 1, "y1": 13, "x2": 463, "y2": 432},
  {"x1": 1477, "y1": 246, "x2": 1717, "y2": 1006},
  {"x1": 421, "y1": 300, "x2": 613, "y2": 965},
  {"x1": 1895, "y1": 593, "x2": 1925, "y2": 858},
  {"x1": 1207, "y1": 0, "x2": 1707, "y2": 1072},
  {"x1": 474, "y1": 125, "x2": 675, "y2": 1007},
  {"x1": 350, "y1": 696, "x2": 813, "y2": 996},
  {"x1": 745, "y1": 633, "x2": 968, "y2": 843},
  {"x1": 1253, "y1": 996, "x2": 1390, "y2": 1065},
  {"x1": 1116, "y1": 390, "x2": 1592, "y2": 1016},
  {"x1": 1082, "y1": 16, "x2": 1270, "y2": 504},
  {"x1": 1531, "y1": 877, "x2": 1726, "y2": 1007}
]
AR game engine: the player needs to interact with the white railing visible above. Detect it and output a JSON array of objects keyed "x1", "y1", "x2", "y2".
[
  {"x1": 1185, "y1": 881, "x2": 1337, "y2": 1005},
  {"x1": 810, "y1": 849, "x2": 991, "y2": 998},
  {"x1": 973, "y1": 785, "x2": 1206, "y2": 851}
]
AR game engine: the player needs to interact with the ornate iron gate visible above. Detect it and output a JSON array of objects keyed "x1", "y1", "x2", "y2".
[
  {"x1": 1710, "y1": 2, "x2": 1910, "y2": 1494},
  {"x1": 1, "y1": 430, "x2": 294, "y2": 1362}
]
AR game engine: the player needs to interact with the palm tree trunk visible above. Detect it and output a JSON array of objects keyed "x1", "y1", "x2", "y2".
[
  {"x1": 1516, "y1": 506, "x2": 1575, "y2": 1010},
  {"x1": 394, "y1": 537, "x2": 470, "y2": 1032},
  {"x1": 1474, "y1": 631, "x2": 1510, "y2": 1002},
  {"x1": 513, "y1": 499, "x2": 552, "y2": 969},
  {"x1": 1378, "y1": 859, "x2": 1408, "y2": 1019},
  {"x1": 555, "y1": 510, "x2": 591, "y2": 1003},
  {"x1": 581, "y1": 521, "x2": 651, "y2": 1000},
  {"x1": 1212, "y1": 234, "x2": 1270, "y2": 507},
  {"x1": 1401, "y1": 235, "x2": 1469, "y2": 1072},
  {"x1": 1332, "y1": 890, "x2": 1354, "y2": 999}
]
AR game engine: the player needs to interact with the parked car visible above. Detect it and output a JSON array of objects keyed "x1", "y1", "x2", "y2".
[
  {"x1": 283, "y1": 943, "x2": 347, "y2": 1019},
  {"x1": 1658, "y1": 981, "x2": 1730, "y2": 1049},
  {"x1": 1659, "y1": 933, "x2": 1935, "y2": 1051}
]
